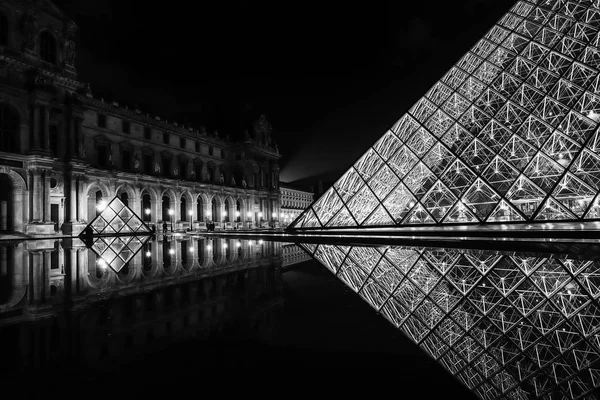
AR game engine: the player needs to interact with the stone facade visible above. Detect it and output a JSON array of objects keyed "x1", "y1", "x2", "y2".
[
  {"x1": 279, "y1": 183, "x2": 313, "y2": 227},
  {"x1": 0, "y1": 0, "x2": 281, "y2": 235}
]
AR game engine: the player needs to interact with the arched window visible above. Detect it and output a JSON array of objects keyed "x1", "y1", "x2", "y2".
[
  {"x1": 0, "y1": 104, "x2": 19, "y2": 153},
  {"x1": 0, "y1": 13, "x2": 8, "y2": 46},
  {"x1": 120, "y1": 192, "x2": 128, "y2": 207},
  {"x1": 197, "y1": 197, "x2": 203, "y2": 221},
  {"x1": 211, "y1": 198, "x2": 218, "y2": 221},
  {"x1": 141, "y1": 193, "x2": 151, "y2": 222},
  {"x1": 162, "y1": 196, "x2": 170, "y2": 222},
  {"x1": 39, "y1": 31, "x2": 57, "y2": 64},
  {"x1": 236, "y1": 200, "x2": 241, "y2": 222},
  {"x1": 224, "y1": 199, "x2": 230, "y2": 222}
]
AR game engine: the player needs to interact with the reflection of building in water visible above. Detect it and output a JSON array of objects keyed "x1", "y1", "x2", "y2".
[
  {"x1": 281, "y1": 243, "x2": 312, "y2": 268},
  {"x1": 0, "y1": 0, "x2": 281, "y2": 236},
  {"x1": 0, "y1": 237, "x2": 283, "y2": 373},
  {"x1": 279, "y1": 183, "x2": 313, "y2": 228},
  {"x1": 301, "y1": 242, "x2": 600, "y2": 399}
]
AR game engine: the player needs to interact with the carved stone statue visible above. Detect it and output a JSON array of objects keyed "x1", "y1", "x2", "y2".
[
  {"x1": 154, "y1": 162, "x2": 161, "y2": 173},
  {"x1": 252, "y1": 114, "x2": 273, "y2": 147},
  {"x1": 219, "y1": 173, "x2": 224, "y2": 184},
  {"x1": 231, "y1": 176, "x2": 236, "y2": 186},
  {"x1": 21, "y1": 14, "x2": 37, "y2": 51},
  {"x1": 173, "y1": 167, "x2": 178, "y2": 176},
  {"x1": 63, "y1": 40, "x2": 76, "y2": 65},
  {"x1": 242, "y1": 176, "x2": 247, "y2": 188},
  {"x1": 133, "y1": 155, "x2": 140, "y2": 169}
]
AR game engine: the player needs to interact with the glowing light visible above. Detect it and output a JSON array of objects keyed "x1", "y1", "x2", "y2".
[
  {"x1": 169, "y1": 248, "x2": 174, "y2": 255},
  {"x1": 145, "y1": 208, "x2": 151, "y2": 215},
  {"x1": 96, "y1": 200, "x2": 107, "y2": 211},
  {"x1": 258, "y1": 212, "x2": 263, "y2": 218},
  {"x1": 272, "y1": 212, "x2": 277, "y2": 218},
  {"x1": 97, "y1": 258, "x2": 107, "y2": 268},
  {"x1": 188, "y1": 210, "x2": 193, "y2": 216},
  {"x1": 259, "y1": 239, "x2": 264, "y2": 245},
  {"x1": 145, "y1": 251, "x2": 151, "y2": 257},
  {"x1": 168, "y1": 209, "x2": 174, "y2": 216},
  {"x1": 223, "y1": 243, "x2": 228, "y2": 248},
  {"x1": 189, "y1": 246, "x2": 194, "y2": 252},
  {"x1": 236, "y1": 241, "x2": 241, "y2": 247},
  {"x1": 206, "y1": 245, "x2": 212, "y2": 250},
  {"x1": 235, "y1": 211, "x2": 240, "y2": 217}
]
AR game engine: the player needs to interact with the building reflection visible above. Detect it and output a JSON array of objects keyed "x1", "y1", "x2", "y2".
[
  {"x1": 300, "y1": 242, "x2": 600, "y2": 400},
  {"x1": 0, "y1": 236, "x2": 283, "y2": 374}
]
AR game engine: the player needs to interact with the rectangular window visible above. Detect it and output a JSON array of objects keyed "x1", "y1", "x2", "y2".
[
  {"x1": 122, "y1": 120, "x2": 130, "y2": 134},
  {"x1": 98, "y1": 145, "x2": 108, "y2": 168},
  {"x1": 163, "y1": 133, "x2": 169, "y2": 145},
  {"x1": 144, "y1": 126, "x2": 151, "y2": 139},
  {"x1": 143, "y1": 154, "x2": 153, "y2": 174},
  {"x1": 195, "y1": 141, "x2": 200, "y2": 152},
  {"x1": 122, "y1": 149, "x2": 132, "y2": 170},
  {"x1": 49, "y1": 125, "x2": 58, "y2": 156},
  {"x1": 97, "y1": 114, "x2": 106, "y2": 128},
  {"x1": 209, "y1": 146, "x2": 213, "y2": 156},
  {"x1": 180, "y1": 137, "x2": 186, "y2": 148},
  {"x1": 162, "y1": 157, "x2": 171, "y2": 177}
]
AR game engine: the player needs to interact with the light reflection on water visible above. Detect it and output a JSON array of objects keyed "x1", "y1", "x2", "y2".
[{"x1": 0, "y1": 235, "x2": 599, "y2": 399}]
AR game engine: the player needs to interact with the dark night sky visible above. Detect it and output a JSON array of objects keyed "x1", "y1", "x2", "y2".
[{"x1": 52, "y1": 0, "x2": 517, "y2": 187}]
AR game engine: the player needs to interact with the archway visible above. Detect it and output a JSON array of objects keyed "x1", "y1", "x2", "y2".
[
  {"x1": 196, "y1": 195, "x2": 204, "y2": 222},
  {"x1": 86, "y1": 190, "x2": 104, "y2": 218},
  {"x1": 142, "y1": 193, "x2": 151, "y2": 222},
  {"x1": 236, "y1": 200, "x2": 242, "y2": 222},
  {"x1": 119, "y1": 192, "x2": 128, "y2": 207},
  {"x1": 162, "y1": 195, "x2": 171, "y2": 222},
  {"x1": 0, "y1": 174, "x2": 13, "y2": 231},
  {"x1": 180, "y1": 196, "x2": 187, "y2": 222},
  {"x1": 224, "y1": 199, "x2": 230, "y2": 223},
  {"x1": 211, "y1": 197, "x2": 217, "y2": 221}
]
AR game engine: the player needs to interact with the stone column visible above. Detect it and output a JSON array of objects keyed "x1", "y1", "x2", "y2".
[
  {"x1": 31, "y1": 252, "x2": 43, "y2": 304},
  {"x1": 43, "y1": 106, "x2": 50, "y2": 152},
  {"x1": 204, "y1": 200, "x2": 211, "y2": 222},
  {"x1": 31, "y1": 105, "x2": 41, "y2": 150},
  {"x1": 66, "y1": 249, "x2": 78, "y2": 297},
  {"x1": 43, "y1": 251, "x2": 52, "y2": 301},
  {"x1": 77, "y1": 249, "x2": 86, "y2": 294},
  {"x1": 32, "y1": 169, "x2": 43, "y2": 222},
  {"x1": 68, "y1": 117, "x2": 76, "y2": 159},
  {"x1": 43, "y1": 172, "x2": 51, "y2": 223},
  {"x1": 68, "y1": 175, "x2": 77, "y2": 222},
  {"x1": 191, "y1": 200, "x2": 198, "y2": 223}
]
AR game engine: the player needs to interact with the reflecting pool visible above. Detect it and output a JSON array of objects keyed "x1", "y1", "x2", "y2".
[{"x1": 0, "y1": 235, "x2": 599, "y2": 399}]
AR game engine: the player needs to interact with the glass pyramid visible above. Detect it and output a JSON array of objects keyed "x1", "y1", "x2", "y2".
[
  {"x1": 89, "y1": 235, "x2": 150, "y2": 273},
  {"x1": 84, "y1": 196, "x2": 152, "y2": 235},
  {"x1": 299, "y1": 241, "x2": 600, "y2": 399},
  {"x1": 290, "y1": 0, "x2": 600, "y2": 230}
]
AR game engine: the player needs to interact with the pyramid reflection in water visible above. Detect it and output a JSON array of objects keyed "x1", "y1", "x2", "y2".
[
  {"x1": 299, "y1": 242, "x2": 600, "y2": 399},
  {"x1": 290, "y1": 1, "x2": 600, "y2": 230},
  {"x1": 89, "y1": 235, "x2": 151, "y2": 273}
]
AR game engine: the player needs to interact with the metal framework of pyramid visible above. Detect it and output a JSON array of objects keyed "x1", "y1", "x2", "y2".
[
  {"x1": 290, "y1": 0, "x2": 600, "y2": 230},
  {"x1": 299, "y1": 241, "x2": 600, "y2": 399},
  {"x1": 84, "y1": 196, "x2": 152, "y2": 236}
]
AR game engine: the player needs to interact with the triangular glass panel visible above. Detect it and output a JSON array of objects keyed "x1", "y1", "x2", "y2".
[
  {"x1": 402, "y1": 202, "x2": 435, "y2": 225},
  {"x1": 534, "y1": 196, "x2": 577, "y2": 221},
  {"x1": 81, "y1": 196, "x2": 151, "y2": 237}
]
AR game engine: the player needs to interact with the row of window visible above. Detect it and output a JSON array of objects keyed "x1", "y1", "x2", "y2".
[
  {"x1": 0, "y1": 13, "x2": 58, "y2": 64},
  {"x1": 97, "y1": 113, "x2": 226, "y2": 158}
]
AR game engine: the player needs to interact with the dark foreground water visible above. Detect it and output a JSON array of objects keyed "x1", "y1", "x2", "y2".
[
  {"x1": 0, "y1": 235, "x2": 474, "y2": 398},
  {"x1": 3, "y1": 235, "x2": 600, "y2": 399}
]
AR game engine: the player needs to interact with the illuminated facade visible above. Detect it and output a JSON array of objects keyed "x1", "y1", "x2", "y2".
[
  {"x1": 279, "y1": 183, "x2": 313, "y2": 227},
  {"x1": 291, "y1": 0, "x2": 600, "y2": 231},
  {"x1": 0, "y1": 0, "x2": 281, "y2": 236},
  {"x1": 300, "y1": 241, "x2": 600, "y2": 399}
]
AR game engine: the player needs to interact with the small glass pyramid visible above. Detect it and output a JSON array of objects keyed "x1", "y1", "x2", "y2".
[
  {"x1": 84, "y1": 196, "x2": 151, "y2": 235},
  {"x1": 290, "y1": 0, "x2": 600, "y2": 230}
]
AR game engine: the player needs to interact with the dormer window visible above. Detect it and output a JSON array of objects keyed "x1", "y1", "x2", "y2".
[
  {"x1": 0, "y1": 13, "x2": 8, "y2": 46},
  {"x1": 39, "y1": 31, "x2": 57, "y2": 64}
]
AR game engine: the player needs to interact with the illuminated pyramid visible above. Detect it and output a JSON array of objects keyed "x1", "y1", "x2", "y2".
[
  {"x1": 83, "y1": 196, "x2": 152, "y2": 235},
  {"x1": 290, "y1": 0, "x2": 600, "y2": 230}
]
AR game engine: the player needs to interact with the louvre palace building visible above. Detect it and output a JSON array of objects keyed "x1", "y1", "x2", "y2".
[{"x1": 0, "y1": 0, "x2": 281, "y2": 236}]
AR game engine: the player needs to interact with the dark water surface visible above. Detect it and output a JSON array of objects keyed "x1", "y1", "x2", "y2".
[{"x1": 3, "y1": 235, "x2": 599, "y2": 399}]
